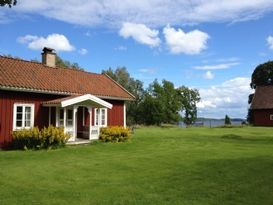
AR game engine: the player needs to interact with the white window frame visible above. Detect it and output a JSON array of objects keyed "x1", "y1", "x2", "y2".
[
  {"x1": 94, "y1": 108, "x2": 107, "y2": 127},
  {"x1": 13, "y1": 103, "x2": 35, "y2": 131}
]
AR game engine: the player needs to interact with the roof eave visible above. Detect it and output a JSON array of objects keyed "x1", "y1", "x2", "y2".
[{"x1": 0, "y1": 86, "x2": 134, "y2": 101}]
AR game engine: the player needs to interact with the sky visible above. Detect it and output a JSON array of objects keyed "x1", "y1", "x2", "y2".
[{"x1": 1, "y1": 0, "x2": 273, "y2": 119}]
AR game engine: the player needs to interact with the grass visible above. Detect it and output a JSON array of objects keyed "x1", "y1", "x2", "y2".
[{"x1": 1, "y1": 126, "x2": 273, "y2": 205}]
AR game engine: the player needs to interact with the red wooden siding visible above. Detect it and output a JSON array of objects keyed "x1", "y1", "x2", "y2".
[
  {"x1": 253, "y1": 109, "x2": 273, "y2": 126},
  {"x1": 106, "y1": 100, "x2": 124, "y2": 126},
  {"x1": 0, "y1": 90, "x2": 125, "y2": 148},
  {"x1": 0, "y1": 90, "x2": 64, "y2": 147}
]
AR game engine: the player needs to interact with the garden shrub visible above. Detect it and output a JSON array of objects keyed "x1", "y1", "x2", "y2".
[
  {"x1": 99, "y1": 126, "x2": 131, "y2": 143},
  {"x1": 40, "y1": 126, "x2": 70, "y2": 149},
  {"x1": 12, "y1": 127, "x2": 40, "y2": 150},
  {"x1": 12, "y1": 126, "x2": 70, "y2": 150}
]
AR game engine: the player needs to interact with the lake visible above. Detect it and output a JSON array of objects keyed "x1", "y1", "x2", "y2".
[{"x1": 179, "y1": 119, "x2": 245, "y2": 127}]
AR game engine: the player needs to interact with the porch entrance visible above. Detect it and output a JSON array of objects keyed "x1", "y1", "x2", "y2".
[{"x1": 43, "y1": 94, "x2": 113, "y2": 142}]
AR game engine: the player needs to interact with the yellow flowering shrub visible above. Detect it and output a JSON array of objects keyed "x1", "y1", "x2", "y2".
[
  {"x1": 99, "y1": 126, "x2": 131, "y2": 142},
  {"x1": 12, "y1": 126, "x2": 70, "y2": 150}
]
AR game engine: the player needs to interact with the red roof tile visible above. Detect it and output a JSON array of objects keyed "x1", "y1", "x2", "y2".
[
  {"x1": 251, "y1": 86, "x2": 273, "y2": 109},
  {"x1": 0, "y1": 56, "x2": 134, "y2": 100}
]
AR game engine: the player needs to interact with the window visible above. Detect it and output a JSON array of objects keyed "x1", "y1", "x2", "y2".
[
  {"x1": 13, "y1": 103, "x2": 34, "y2": 130},
  {"x1": 95, "y1": 108, "x2": 107, "y2": 127},
  {"x1": 59, "y1": 108, "x2": 73, "y2": 126},
  {"x1": 67, "y1": 109, "x2": 73, "y2": 126},
  {"x1": 270, "y1": 114, "x2": 273, "y2": 121}
]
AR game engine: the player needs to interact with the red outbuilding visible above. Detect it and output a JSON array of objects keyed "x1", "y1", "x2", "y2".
[
  {"x1": 251, "y1": 86, "x2": 273, "y2": 126},
  {"x1": 0, "y1": 47, "x2": 134, "y2": 147}
]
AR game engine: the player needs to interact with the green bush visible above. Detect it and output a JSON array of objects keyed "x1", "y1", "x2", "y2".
[
  {"x1": 12, "y1": 126, "x2": 70, "y2": 150},
  {"x1": 99, "y1": 126, "x2": 131, "y2": 143}
]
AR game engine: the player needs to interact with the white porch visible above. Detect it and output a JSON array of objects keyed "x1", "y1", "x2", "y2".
[{"x1": 43, "y1": 94, "x2": 112, "y2": 142}]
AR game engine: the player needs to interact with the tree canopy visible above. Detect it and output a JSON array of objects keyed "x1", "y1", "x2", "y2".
[
  {"x1": 55, "y1": 55, "x2": 83, "y2": 70},
  {"x1": 102, "y1": 67, "x2": 200, "y2": 126},
  {"x1": 0, "y1": 0, "x2": 16, "y2": 7},
  {"x1": 250, "y1": 61, "x2": 273, "y2": 89}
]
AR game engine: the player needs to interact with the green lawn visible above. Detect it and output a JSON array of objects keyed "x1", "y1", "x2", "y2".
[{"x1": 1, "y1": 127, "x2": 273, "y2": 205}]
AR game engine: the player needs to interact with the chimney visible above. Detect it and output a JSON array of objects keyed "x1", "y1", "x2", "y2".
[{"x1": 42, "y1": 47, "x2": 56, "y2": 67}]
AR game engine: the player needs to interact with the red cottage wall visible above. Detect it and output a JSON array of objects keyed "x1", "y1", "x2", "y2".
[
  {"x1": 253, "y1": 109, "x2": 273, "y2": 126},
  {"x1": 106, "y1": 100, "x2": 125, "y2": 126},
  {"x1": 0, "y1": 90, "x2": 126, "y2": 147},
  {"x1": 0, "y1": 90, "x2": 64, "y2": 147}
]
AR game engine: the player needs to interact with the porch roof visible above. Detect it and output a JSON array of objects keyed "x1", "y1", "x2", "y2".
[{"x1": 43, "y1": 94, "x2": 113, "y2": 109}]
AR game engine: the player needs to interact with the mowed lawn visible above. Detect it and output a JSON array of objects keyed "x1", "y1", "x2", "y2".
[{"x1": 1, "y1": 127, "x2": 273, "y2": 205}]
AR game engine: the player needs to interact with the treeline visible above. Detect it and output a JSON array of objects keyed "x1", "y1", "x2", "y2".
[{"x1": 102, "y1": 67, "x2": 200, "y2": 126}]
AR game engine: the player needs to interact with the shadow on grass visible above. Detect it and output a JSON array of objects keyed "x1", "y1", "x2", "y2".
[
  {"x1": 221, "y1": 134, "x2": 273, "y2": 144},
  {"x1": 161, "y1": 156, "x2": 273, "y2": 205}
]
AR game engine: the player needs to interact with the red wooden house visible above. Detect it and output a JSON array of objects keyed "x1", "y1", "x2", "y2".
[
  {"x1": 250, "y1": 86, "x2": 273, "y2": 126},
  {"x1": 0, "y1": 48, "x2": 134, "y2": 147}
]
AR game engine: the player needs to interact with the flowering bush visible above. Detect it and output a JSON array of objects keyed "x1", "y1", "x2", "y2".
[
  {"x1": 99, "y1": 126, "x2": 131, "y2": 143},
  {"x1": 12, "y1": 126, "x2": 70, "y2": 150}
]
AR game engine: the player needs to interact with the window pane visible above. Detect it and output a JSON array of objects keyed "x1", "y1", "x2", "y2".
[
  {"x1": 67, "y1": 120, "x2": 73, "y2": 126},
  {"x1": 25, "y1": 120, "x2": 31, "y2": 127},
  {"x1": 25, "y1": 113, "x2": 31, "y2": 120},
  {"x1": 95, "y1": 109, "x2": 99, "y2": 125},
  {"x1": 17, "y1": 113, "x2": 22, "y2": 120},
  {"x1": 60, "y1": 109, "x2": 64, "y2": 119},
  {"x1": 16, "y1": 120, "x2": 22, "y2": 127},
  {"x1": 17, "y1": 106, "x2": 22, "y2": 113},
  {"x1": 60, "y1": 120, "x2": 64, "y2": 126},
  {"x1": 67, "y1": 109, "x2": 73, "y2": 120},
  {"x1": 25, "y1": 106, "x2": 31, "y2": 113}
]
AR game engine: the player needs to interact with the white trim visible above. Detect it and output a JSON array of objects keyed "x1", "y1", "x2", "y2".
[
  {"x1": 49, "y1": 107, "x2": 51, "y2": 125},
  {"x1": 82, "y1": 107, "x2": 85, "y2": 126},
  {"x1": 88, "y1": 106, "x2": 92, "y2": 140},
  {"x1": 61, "y1": 94, "x2": 112, "y2": 109},
  {"x1": 124, "y1": 103, "x2": 126, "y2": 128},
  {"x1": 13, "y1": 103, "x2": 35, "y2": 131}
]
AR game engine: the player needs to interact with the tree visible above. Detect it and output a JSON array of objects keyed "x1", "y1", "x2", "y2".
[
  {"x1": 55, "y1": 55, "x2": 83, "y2": 70},
  {"x1": 0, "y1": 0, "x2": 16, "y2": 7},
  {"x1": 224, "y1": 115, "x2": 231, "y2": 125},
  {"x1": 148, "y1": 79, "x2": 182, "y2": 124},
  {"x1": 102, "y1": 67, "x2": 144, "y2": 125},
  {"x1": 250, "y1": 61, "x2": 273, "y2": 89},
  {"x1": 139, "y1": 94, "x2": 163, "y2": 125},
  {"x1": 177, "y1": 86, "x2": 200, "y2": 126}
]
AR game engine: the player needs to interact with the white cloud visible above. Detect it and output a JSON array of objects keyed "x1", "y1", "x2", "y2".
[
  {"x1": 78, "y1": 48, "x2": 88, "y2": 55},
  {"x1": 267, "y1": 35, "x2": 273, "y2": 50},
  {"x1": 197, "y1": 77, "x2": 252, "y2": 118},
  {"x1": 203, "y1": 71, "x2": 214, "y2": 79},
  {"x1": 4, "y1": 0, "x2": 273, "y2": 27},
  {"x1": 119, "y1": 22, "x2": 160, "y2": 47},
  {"x1": 139, "y1": 68, "x2": 156, "y2": 74},
  {"x1": 163, "y1": 25, "x2": 209, "y2": 55},
  {"x1": 194, "y1": 62, "x2": 239, "y2": 70},
  {"x1": 17, "y1": 33, "x2": 74, "y2": 52},
  {"x1": 115, "y1": 46, "x2": 127, "y2": 51}
]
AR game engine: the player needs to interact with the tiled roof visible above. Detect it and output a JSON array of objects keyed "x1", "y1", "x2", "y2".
[
  {"x1": 251, "y1": 86, "x2": 273, "y2": 109},
  {"x1": 0, "y1": 56, "x2": 134, "y2": 100}
]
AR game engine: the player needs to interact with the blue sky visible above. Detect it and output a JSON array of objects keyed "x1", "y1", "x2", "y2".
[{"x1": 1, "y1": 0, "x2": 273, "y2": 119}]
